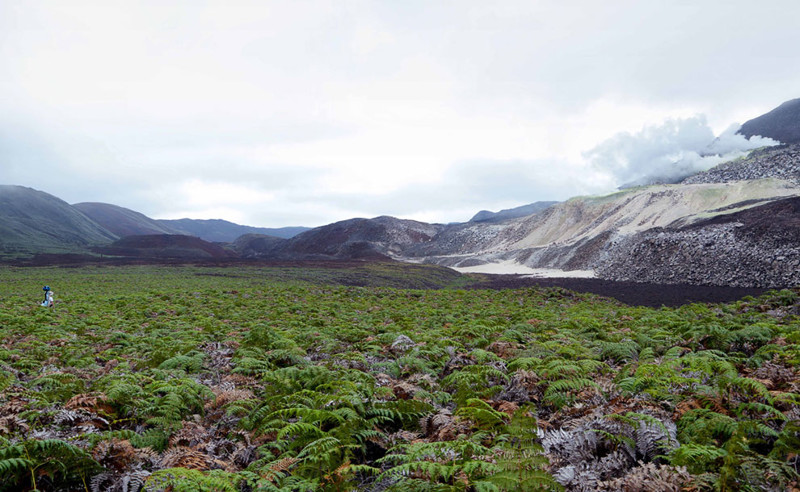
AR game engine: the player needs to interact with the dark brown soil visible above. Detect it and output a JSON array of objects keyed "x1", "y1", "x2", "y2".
[{"x1": 471, "y1": 275, "x2": 769, "y2": 308}]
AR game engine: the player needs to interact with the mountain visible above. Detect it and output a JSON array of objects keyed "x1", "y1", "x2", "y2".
[
  {"x1": 231, "y1": 234, "x2": 287, "y2": 258},
  {"x1": 404, "y1": 177, "x2": 800, "y2": 272},
  {"x1": 74, "y1": 202, "x2": 180, "y2": 237},
  {"x1": 2, "y1": 98, "x2": 799, "y2": 287},
  {"x1": 74, "y1": 202, "x2": 308, "y2": 243},
  {"x1": 93, "y1": 234, "x2": 236, "y2": 259},
  {"x1": 236, "y1": 216, "x2": 444, "y2": 260},
  {"x1": 470, "y1": 201, "x2": 559, "y2": 222},
  {"x1": 739, "y1": 98, "x2": 800, "y2": 144},
  {"x1": 0, "y1": 185, "x2": 116, "y2": 258},
  {"x1": 0, "y1": 191, "x2": 306, "y2": 259},
  {"x1": 158, "y1": 218, "x2": 309, "y2": 242}
]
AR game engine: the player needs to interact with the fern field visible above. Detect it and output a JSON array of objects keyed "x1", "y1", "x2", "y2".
[{"x1": 0, "y1": 265, "x2": 798, "y2": 491}]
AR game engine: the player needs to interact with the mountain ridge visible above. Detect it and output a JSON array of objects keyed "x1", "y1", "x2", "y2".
[
  {"x1": 158, "y1": 218, "x2": 309, "y2": 242},
  {"x1": 2, "y1": 98, "x2": 799, "y2": 288},
  {"x1": 469, "y1": 201, "x2": 559, "y2": 223},
  {"x1": 0, "y1": 186, "x2": 117, "y2": 258},
  {"x1": 74, "y1": 202, "x2": 179, "y2": 237}
]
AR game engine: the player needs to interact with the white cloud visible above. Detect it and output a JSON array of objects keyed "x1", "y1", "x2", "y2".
[
  {"x1": 705, "y1": 124, "x2": 781, "y2": 155},
  {"x1": 1, "y1": 1, "x2": 799, "y2": 227},
  {"x1": 585, "y1": 116, "x2": 780, "y2": 187}
]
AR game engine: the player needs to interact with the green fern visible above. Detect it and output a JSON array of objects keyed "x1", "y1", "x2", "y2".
[
  {"x1": 487, "y1": 406, "x2": 561, "y2": 491},
  {"x1": 598, "y1": 340, "x2": 640, "y2": 363},
  {"x1": 29, "y1": 371, "x2": 85, "y2": 402},
  {"x1": 147, "y1": 468, "x2": 242, "y2": 492},
  {"x1": 0, "y1": 438, "x2": 100, "y2": 492},
  {"x1": 442, "y1": 365, "x2": 508, "y2": 405},
  {"x1": 543, "y1": 377, "x2": 598, "y2": 408},
  {"x1": 378, "y1": 438, "x2": 495, "y2": 490},
  {"x1": 669, "y1": 443, "x2": 727, "y2": 475},
  {"x1": 158, "y1": 350, "x2": 206, "y2": 372},
  {"x1": 142, "y1": 377, "x2": 213, "y2": 431},
  {"x1": 456, "y1": 399, "x2": 507, "y2": 431}
]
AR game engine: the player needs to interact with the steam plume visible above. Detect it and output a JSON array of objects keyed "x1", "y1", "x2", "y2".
[{"x1": 585, "y1": 115, "x2": 779, "y2": 188}]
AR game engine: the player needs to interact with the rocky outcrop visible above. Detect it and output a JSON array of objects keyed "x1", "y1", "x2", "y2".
[
  {"x1": 597, "y1": 197, "x2": 800, "y2": 288},
  {"x1": 683, "y1": 144, "x2": 800, "y2": 185},
  {"x1": 409, "y1": 179, "x2": 800, "y2": 276}
]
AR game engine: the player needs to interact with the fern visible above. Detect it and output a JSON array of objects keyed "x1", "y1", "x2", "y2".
[
  {"x1": 0, "y1": 438, "x2": 100, "y2": 492},
  {"x1": 443, "y1": 365, "x2": 508, "y2": 405},
  {"x1": 147, "y1": 468, "x2": 242, "y2": 492},
  {"x1": 455, "y1": 399, "x2": 507, "y2": 431},
  {"x1": 378, "y1": 438, "x2": 496, "y2": 490},
  {"x1": 598, "y1": 340, "x2": 640, "y2": 363},
  {"x1": 543, "y1": 377, "x2": 598, "y2": 407},
  {"x1": 29, "y1": 371, "x2": 85, "y2": 402},
  {"x1": 487, "y1": 405, "x2": 561, "y2": 491},
  {"x1": 668, "y1": 443, "x2": 727, "y2": 475},
  {"x1": 769, "y1": 419, "x2": 800, "y2": 461},
  {"x1": 141, "y1": 377, "x2": 213, "y2": 431},
  {"x1": 157, "y1": 350, "x2": 206, "y2": 372}
]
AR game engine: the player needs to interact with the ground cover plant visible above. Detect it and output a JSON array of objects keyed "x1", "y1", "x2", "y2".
[{"x1": 0, "y1": 264, "x2": 798, "y2": 491}]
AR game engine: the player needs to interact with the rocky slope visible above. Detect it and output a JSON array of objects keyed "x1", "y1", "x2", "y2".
[
  {"x1": 682, "y1": 144, "x2": 800, "y2": 185},
  {"x1": 597, "y1": 196, "x2": 800, "y2": 287},
  {"x1": 405, "y1": 178, "x2": 800, "y2": 274},
  {"x1": 235, "y1": 216, "x2": 444, "y2": 260},
  {"x1": 230, "y1": 233, "x2": 287, "y2": 258}
]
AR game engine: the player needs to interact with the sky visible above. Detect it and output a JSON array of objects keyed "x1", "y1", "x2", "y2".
[{"x1": 1, "y1": 1, "x2": 799, "y2": 227}]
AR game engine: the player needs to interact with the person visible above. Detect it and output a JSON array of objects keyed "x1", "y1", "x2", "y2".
[{"x1": 41, "y1": 286, "x2": 54, "y2": 308}]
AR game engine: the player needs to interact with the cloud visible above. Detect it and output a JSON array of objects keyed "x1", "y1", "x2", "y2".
[
  {"x1": 584, "y1": 116, "x2": 780, "y2": 187},
  {"x1": 705, "y1": 123, "x2": 781, "y2": 155},
  {"x1": 2, "y1": 1, "x2": 799, "y2": 227},
  {"x1": 285, "y1": 158, "x2": 609, "y2": 225}
]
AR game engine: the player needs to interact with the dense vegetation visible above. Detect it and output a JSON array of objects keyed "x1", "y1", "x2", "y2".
[{"x1": 0, "y1": 265, "x2": 798, "y2": 491}]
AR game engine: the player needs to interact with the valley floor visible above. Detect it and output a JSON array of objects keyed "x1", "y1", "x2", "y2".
[{"x1": 0, "y1": 264, "x2": 797, "y2": 491}]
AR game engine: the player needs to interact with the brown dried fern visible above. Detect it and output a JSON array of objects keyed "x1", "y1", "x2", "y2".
[
  {"x1": 92, "y1": 438, "x2": 137, "y2": 471},
  {"x1": 160, "y1": 446, "x2": 211, "y2": 470}
]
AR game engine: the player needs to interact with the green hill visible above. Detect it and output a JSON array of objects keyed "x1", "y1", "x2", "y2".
[
  {"x1": 0, "y1": 185, "x2": 117, "y2": 258},
  {"x1": 74, "y1": 202, "x2": 180, "y2": 237}
]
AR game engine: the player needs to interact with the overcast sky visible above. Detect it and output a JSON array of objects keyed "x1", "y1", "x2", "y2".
[{"x1": 1, "y1": 1, "x2": 799, "y2": 227}]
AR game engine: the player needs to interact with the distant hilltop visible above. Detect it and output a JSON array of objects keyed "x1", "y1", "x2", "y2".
[{"x1": 739, "y1": 98, "x2": 800, "y2": 145}]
